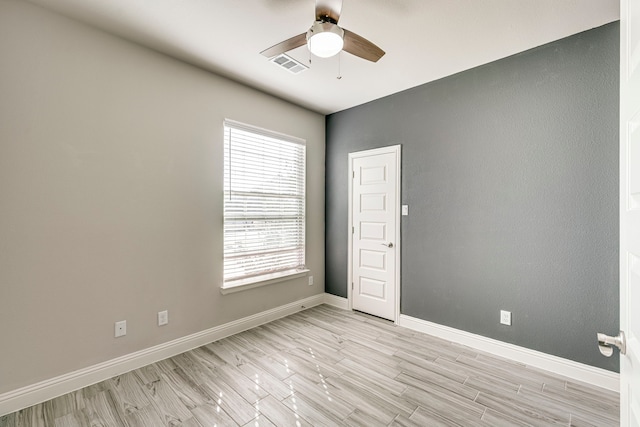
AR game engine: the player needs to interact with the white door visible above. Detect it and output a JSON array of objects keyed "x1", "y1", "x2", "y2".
[
  {"x1": 620, "y1": 0, "x2": 640, "y2": 424},
  {"x1": 349, "y1": 145, "x2": 401, "y2": 321}
]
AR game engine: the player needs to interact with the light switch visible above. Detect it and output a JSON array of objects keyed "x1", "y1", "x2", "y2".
[{"x1": 402, "y1": 205, "x2": 409, "y2": 216}]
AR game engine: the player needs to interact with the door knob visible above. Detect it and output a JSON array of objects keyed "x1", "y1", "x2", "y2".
[
  {"x1": 381, "y1": 242, "x2": 394, "y2": 248},
  {"x1": 597, "y1": 331, "x2": 626, "y2": 357}
]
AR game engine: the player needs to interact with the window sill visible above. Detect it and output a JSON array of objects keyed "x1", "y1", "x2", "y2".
[{"x1": 220, "y1": 269, "x2": 310, "y2": 295}]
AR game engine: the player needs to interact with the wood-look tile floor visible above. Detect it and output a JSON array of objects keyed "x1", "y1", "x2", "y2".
[{"x1": 1, "y1": 305, "x2": 619, "y2": 427}]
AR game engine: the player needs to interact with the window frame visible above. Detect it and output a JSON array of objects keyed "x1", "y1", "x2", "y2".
[{"x1": 221, "y1": 119, "x2": 307, "y2": 294}]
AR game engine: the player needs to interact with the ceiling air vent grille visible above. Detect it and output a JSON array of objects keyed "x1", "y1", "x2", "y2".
[{"x1": 270, "y1": 54, "x2": 308, "y2": 74}]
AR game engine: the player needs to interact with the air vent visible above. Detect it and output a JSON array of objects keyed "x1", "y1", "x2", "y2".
[{"x1": 270, "y1": 54, "x2": 308, "y2": 74}]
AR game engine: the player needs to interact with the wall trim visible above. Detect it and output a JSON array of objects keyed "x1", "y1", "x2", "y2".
[
  {"x1": 0, "y1": 294, "x2": 325, "y2": 417},
  {"x1": 323, "y1": 293, "x2": 349, "y2": 310},
  {"x1": 322, "y1": 298, "x2": 617, "y2": 392},
  {"x1": 398, "y1": 314, "x2": 619, "y2": 392},
  {"x1": 1, "y1": 295, "x2": 618, "y2": 416}
]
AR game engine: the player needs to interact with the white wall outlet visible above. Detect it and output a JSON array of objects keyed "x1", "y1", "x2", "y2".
[
  {"x1": 500, "y1": 310, "x2": 512, "y2": 326},
  {"x1": 308, "y1": 276, "x2": 314, "y2": 286},
  {"x1": 158, "y1": 310, "x2": 169, "y2": 326},
  {"x1": 402, "y1": 205, "x2": 409, "y2": 216},
  {"x1": 115, "y1": 320, "x2": 127, "y2": 337}
]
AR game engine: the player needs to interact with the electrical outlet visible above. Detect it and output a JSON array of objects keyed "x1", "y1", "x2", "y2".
[
  {"x1": 115, "y1": 320, "x2": 127, "y2": 337},
  {"x1": 308, "y1": 276, "x2": 314, "y2": 286},
  {"x1": 500, "y1": 310, "x2": 512, "y2": 326},
  {"x1": 158, "y1": 310, "x2": 169, "y2": 326}
]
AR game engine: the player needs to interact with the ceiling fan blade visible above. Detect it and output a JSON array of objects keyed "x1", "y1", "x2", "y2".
[
  {"x1": 315, "y1": 0, "x2": 343, "y2": 23},
  {"x1": 260, "y1": 33, "x2": 307, "y2": 58},
  {"x1": 343, "y1": 29, "x2": 385, "y2": 62}
]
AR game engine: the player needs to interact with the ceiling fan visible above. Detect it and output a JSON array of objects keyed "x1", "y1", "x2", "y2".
[{"x1": 260, "y1": 0, "x2": 385, "y2": 62}]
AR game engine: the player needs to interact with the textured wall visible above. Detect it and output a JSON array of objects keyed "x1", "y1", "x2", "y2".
[
  {"x1": 0, "y1": 0, "x2": 324, "y2": 394},
  {"x1": 326, "y1": 23, "x2": 619, "y2": 371}
]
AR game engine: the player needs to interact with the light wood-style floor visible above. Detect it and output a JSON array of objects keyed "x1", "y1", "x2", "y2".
[{"x1": 1, "y1": 305, "x2": 619, "y2": 426}]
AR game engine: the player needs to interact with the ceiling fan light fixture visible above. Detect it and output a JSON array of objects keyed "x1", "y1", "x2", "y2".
[{"x1": 307, "y1": 21, "x2": 344, "y2": 58}]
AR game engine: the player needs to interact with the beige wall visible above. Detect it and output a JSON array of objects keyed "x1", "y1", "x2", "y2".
[{"x1": 0, "y1": 0, "x2": 325, "y2": 394}]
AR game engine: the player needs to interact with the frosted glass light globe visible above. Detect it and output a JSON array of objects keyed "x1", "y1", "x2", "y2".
[{"x1": 307, "y1": 22, "x2": 344, "y2": 58}]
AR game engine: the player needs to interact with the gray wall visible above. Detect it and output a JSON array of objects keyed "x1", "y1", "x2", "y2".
[{"x1": 326, "y1": 23, "x2": 619, "y2": 371}]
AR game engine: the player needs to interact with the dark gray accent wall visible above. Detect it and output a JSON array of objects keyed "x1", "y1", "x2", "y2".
[{"x1": 325, "y1": 22, "x2": 619, "y2": 371}]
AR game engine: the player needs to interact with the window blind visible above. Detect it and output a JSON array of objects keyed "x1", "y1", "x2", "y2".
[{"x1": 223, "y1": 120, "x2": 306, "y2": 284}]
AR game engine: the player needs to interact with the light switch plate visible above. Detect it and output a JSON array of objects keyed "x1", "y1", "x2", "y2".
[{"x1": 402, "y1": 205, "x2": 409, "y2": 216}]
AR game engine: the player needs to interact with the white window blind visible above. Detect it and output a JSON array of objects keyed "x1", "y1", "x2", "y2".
[{"x1": 223, "y1": 120, "x2": 306, "y2": 285}]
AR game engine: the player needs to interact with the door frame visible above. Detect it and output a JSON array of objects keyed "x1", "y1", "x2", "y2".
[
  {"x1": 347, "y1": 144, "x2": 402, "y2": 324},
  {"x1": 619, "y1": 0, "x2": 638, "y2": 422}
]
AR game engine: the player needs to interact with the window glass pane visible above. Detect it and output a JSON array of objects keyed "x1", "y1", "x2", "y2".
[{"x1": 223, "y1": 121, "x2": 306, "y2": 283}]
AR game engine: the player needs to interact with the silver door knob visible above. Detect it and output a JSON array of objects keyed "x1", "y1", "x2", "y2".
[
  {"x1": 597, "y1": 331, "x2": 626, "y2": 357},
  {"x1": 381, "y1": 242, "x2": 394, "y2": 248}
]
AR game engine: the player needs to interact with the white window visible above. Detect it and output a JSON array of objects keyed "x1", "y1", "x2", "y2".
[{"x1": 222, "y1": 120, "x2": 306, "y2": 291}]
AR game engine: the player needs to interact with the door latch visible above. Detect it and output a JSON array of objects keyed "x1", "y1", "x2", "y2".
[{"x1": 597, "y1": 331, "x2": 626, "y2": 357}]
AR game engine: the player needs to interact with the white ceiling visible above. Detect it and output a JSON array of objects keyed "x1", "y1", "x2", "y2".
[{"x1": 26, "y1": 0, "x2": 619, "y2": 114}]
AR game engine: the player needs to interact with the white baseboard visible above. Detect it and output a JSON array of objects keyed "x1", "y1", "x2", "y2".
[
  {"x1": 2, "y1": 295, "x2": 618, "y2": 417},
  {"x1": 323, "y1": 293, "x2": 349, "y2": 310},
  {"x1": 398, "y1": 314, "x2": 619, "y2": 393},
  {"x1": 0, "y1": 294, "x2": 325, "y2": 417},
  {"x1": 320, "y1": 296, "x2": 617, "y2": 392}
]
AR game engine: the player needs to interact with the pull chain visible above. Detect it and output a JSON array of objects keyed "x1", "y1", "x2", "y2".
[{"x1": 337, "y1": 51, "x2": 342, "y2": 80}]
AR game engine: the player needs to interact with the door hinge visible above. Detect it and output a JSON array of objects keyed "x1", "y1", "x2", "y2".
[
  {"x1": 352, "y1": 226, "x2": 354, "y2": 234},
  {"x1": 351, "y1": 282, "x2": 354, "y2": 290},
  {"x1": 352, "y1": 171, "x2": 355, "y2": 178}
]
